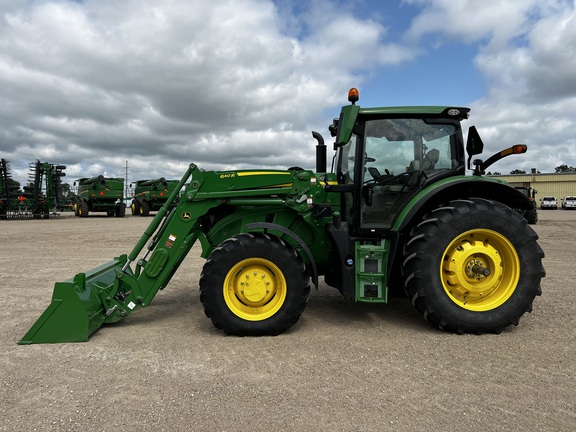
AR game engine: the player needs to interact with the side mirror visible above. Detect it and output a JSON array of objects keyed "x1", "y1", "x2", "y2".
[{"x1": 466, "y1": 126, "x2": 484, "y2": 170}]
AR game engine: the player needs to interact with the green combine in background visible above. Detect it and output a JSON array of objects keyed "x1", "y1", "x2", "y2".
[
  {"x1": 130, "y1": 178, "x2": 180, "y2": 216},
  {"x1": 73, "y1": 176, "x2": 125, "y2": 217}
]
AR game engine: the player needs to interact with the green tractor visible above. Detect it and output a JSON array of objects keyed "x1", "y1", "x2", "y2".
[
  {"x1": 130, "y1": 178, "x2": 180, "y2": 216},
  {"x1": 20, "y1": 88, "x2": 545, "y2": 344},
  {"x1": 73, "y1": 176, "x2": 125, "y2": 217},
  {"x1": 514, "y1": 186, "x2": 538, "y2": 224}
]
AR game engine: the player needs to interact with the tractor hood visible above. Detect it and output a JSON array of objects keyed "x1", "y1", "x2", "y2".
[{"x1": 195, "y1": 169, "x2": 296, "y2": 194}]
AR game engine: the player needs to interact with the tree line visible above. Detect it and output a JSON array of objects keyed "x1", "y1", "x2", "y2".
[{"x1": 487, "y1": 164, "x2": 576, "y2": 175}]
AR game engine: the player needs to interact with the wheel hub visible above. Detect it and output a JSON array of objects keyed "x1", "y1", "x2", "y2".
[
  {"x1": 442, "y1": 229, "x2": 519, "y2": 311},
  {"x1": 224, "y1": 258, "x2": 287, "y2": 321},
  {"x1": 236, "y1": 267, "x2": 275, "y2": 306}
]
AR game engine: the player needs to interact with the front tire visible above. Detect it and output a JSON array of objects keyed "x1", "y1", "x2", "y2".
[
  {"x1": 402, "y1": 198, "x2": 545, "y2": 334},
  {"x1": 200, "y1": 233, "x2": 310, "y2": 336}
]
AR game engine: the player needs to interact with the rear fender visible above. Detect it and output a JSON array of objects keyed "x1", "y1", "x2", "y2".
[{"x1": 394, "y1": 177, "x2": 534, "y2": 233}]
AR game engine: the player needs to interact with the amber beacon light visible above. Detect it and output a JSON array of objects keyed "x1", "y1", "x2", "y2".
[{"x1": 348, "y1": 88, "x2": 359, "y2": 104}]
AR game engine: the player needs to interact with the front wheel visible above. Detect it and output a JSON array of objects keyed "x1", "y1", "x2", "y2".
[
  {"x1": 200, "y1": 233, "x2": 310, "y2": 336},
  {"x1": 402, "y1": 198, "x2": 545, "y2": 334}
]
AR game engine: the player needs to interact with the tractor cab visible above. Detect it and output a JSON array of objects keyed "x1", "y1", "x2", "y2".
[{"x1": 331, "y1": 89, "x2": 469, "y2": 231}]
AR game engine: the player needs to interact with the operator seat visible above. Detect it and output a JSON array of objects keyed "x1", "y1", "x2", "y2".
[
  {"x1": 421, "y1": 149, "x2": 439, "y2": 170},
  {"x1": 407, "y1": 159, "x2": 420, "y2": 172}
]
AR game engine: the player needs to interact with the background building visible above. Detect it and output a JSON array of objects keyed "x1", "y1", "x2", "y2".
[{"x1": 489, "y1": 172, "x2": 576, "y2": 208}]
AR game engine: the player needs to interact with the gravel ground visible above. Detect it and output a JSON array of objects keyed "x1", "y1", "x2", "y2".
[{"x1": 1, "y1": 209, "x2": 574, "y2": 431}]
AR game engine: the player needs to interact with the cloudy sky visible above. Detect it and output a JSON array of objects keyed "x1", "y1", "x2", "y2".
[{"x1": 1, "y1": 0, "x2": 575, "y2": 187}]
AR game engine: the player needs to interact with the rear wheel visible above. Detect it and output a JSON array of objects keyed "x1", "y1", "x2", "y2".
[
  {"x1": 402, "y1": 198, "x2": 545, "y2": 334},
  {"x1": 200, "y1": 233, "x2": 310, "y2": 335}
]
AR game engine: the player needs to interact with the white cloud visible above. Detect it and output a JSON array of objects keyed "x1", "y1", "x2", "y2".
[
  {"x1": 2, "y1": 0, "x2": 575, "y2": 188},
  {"x1": 405, "y1": 0, "x2": 576, "y2": 173},
  {"x1": 405, "y1": 0, "x2": 544, "y2": 47},
  {"x1": 1, "y1": 0, "x2": 397, "y2": 185}
]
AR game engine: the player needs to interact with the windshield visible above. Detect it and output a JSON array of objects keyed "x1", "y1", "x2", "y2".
[{"x1": 363, "y1": 119, "x2": 459, "y2": 179}]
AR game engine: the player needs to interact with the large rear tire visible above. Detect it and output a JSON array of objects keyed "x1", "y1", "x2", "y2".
[
  {"x1": 402, "y1": 198, "x2": 545, "y2": 334},
  {"x1": 200, "y1": 233, "x2": 310, "y2": 336}
]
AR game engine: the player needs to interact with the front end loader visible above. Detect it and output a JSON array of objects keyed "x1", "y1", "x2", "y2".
[{"x1": 20, "y1": 88, "x2": 545, "y2": 344}]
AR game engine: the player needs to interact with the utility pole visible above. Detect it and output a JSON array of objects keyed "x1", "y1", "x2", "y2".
[{"x1": 125, "y1": 160, "x2": 129, "y2": 205}]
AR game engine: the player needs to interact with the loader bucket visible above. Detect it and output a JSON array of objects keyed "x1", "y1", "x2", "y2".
[{"x1": 19, "y1": 257, "x2": 126, "y2": 344}]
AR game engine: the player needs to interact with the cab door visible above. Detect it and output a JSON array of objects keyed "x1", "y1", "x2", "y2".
[{"x1": 355, "y1": 118, "x2": 460, "y2": 231}]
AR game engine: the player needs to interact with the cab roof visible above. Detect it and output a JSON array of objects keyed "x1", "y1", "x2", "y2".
[{"x1": 359, "y1": 106, "x2": 470, "y2": 121}]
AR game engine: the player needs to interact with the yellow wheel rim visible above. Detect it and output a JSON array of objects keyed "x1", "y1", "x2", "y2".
[
  {"x1": 442, "y1": 229, "x2": 520, "y2": 311},
  {"x1": 224, "y1": 258, "x2": 286, "y2": 321},
  {"x1": 131, "y1": 203, "x2": 136, "y2": 214}
]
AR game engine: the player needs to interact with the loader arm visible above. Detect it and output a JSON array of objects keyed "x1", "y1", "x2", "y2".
[
  {"x1": 19, "y1": 164, "x2": 331, "y2": 344},
  {"x1": 20, "y1": 164, "x2": 216, "y2": 343}
]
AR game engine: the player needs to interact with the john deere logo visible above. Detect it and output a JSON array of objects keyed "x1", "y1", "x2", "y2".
[{"x1": 182, "y1": 212, "x2": 191, "y2": 220}]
